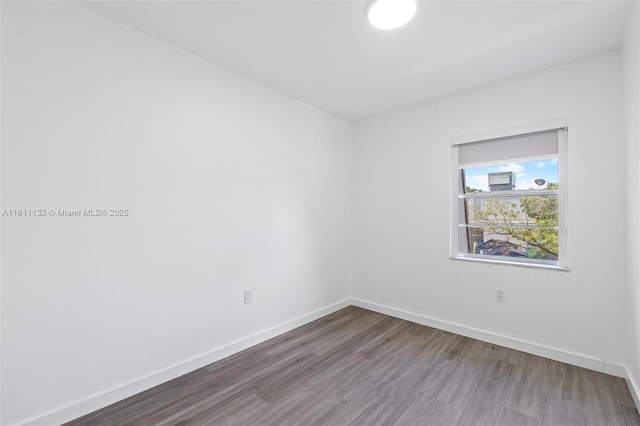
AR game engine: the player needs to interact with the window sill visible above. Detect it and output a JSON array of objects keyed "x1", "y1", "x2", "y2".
[{"x1": 450, "y1": 255, "x2": 569, "y2": 271}]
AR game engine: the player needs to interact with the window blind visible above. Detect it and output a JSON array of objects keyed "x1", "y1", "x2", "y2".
[{"x1": 456, "y1": 129, "x2": 559, "y2": 167}]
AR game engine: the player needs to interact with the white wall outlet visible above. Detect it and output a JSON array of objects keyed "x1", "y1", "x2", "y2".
[
  {"x1": 244, "y1": 289, "x2": 253, "y2": 304},
  {"x1": 496, "y1": 288, "x2": 506, "y2": 303}
]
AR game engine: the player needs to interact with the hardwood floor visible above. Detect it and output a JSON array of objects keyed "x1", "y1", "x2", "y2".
[{"x1": 66, "y1": 306, "x2": 640, "y2": 426}]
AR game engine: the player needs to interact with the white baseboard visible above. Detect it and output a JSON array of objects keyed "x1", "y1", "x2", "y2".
[
  {"x1": 351, "y1": 298, "x2": 628, "y2": 379},
  {"x1": 627, "y1": 368, "x2": 640, "y2": 412},
  {"x1": 13, "y1": 299, "x2": 352, "y2": 426}
]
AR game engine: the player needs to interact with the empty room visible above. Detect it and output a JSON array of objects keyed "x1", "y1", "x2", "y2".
[{"x1": 2, "y1": 0, "x2": 640, "y2": 424}]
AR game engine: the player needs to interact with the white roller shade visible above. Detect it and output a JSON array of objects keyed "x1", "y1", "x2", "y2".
[{"x1": 456, "y1": 129, "x2": 558, "y2": 166}]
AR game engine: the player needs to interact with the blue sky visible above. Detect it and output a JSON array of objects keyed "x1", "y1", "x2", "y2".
[{"x1": 464, "y1": 158, "x2": 558, "y2": 191}]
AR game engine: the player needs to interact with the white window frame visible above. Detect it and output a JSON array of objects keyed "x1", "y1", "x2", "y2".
[{"x1": 450, "y1": 119, "x2": 569, "y2": 270}]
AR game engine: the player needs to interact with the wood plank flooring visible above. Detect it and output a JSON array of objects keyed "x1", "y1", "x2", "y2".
[{"x1": 66, "y1": 306, "x2": 640, "y2": 426}]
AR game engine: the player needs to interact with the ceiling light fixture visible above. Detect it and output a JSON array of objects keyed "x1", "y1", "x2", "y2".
[{"x1": 367, "y1": 0, "x2": 417, "y2": 30}]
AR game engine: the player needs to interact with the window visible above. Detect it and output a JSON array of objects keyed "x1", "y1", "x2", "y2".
[{"x1": 451, "y1": 124, "x2": 568, "y2": 269}]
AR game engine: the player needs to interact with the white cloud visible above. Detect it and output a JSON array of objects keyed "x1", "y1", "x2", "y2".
[
  {"x1": 465, "y1": 174, "x2": 489, "y2": 192},
  {"x1": 518, "y1": 178, "x2": 538, "y2": 190},
  {"x1": 535, "y1": 162, "x2": 547, "y2": 168},
  {"x1": 490, "y1": 162, "x2": 524, "y2": 174}
]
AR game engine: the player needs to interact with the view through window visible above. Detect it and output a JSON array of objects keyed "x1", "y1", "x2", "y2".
[{"x1": 461, "y1": 159, "x2": 559, "y2": 262}]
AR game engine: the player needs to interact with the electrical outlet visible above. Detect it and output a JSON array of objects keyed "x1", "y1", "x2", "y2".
[
  {"x1": 244, "y1": 289, "x2": 253, "y2": 304},
  {"x1": 496, "y1": 288, "x2": 506, "y2": 303}
]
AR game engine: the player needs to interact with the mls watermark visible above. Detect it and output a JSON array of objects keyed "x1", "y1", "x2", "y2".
[{"x1": 2, "y1": 209, "x2": 130, "y2": 217}]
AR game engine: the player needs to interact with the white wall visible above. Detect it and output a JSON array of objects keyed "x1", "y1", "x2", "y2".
[
  {"x1": 352, "y1": 52, "x2": 627, "y2": 367},
  {"x1": 1, "y1": 2, "x2": 351, "y2": 424},
  {"x1": 623, "y1": 1, "x2": 640, "y2": 404}
]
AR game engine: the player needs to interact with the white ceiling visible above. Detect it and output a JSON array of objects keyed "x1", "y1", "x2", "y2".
[{"x1": 79, "y1": 1, "x2": 632, "y2": 122}]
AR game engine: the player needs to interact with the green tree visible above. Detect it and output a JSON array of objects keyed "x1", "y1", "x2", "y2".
[{"x1": 468, "y1": 184, "x2": 558, "y2": 259}]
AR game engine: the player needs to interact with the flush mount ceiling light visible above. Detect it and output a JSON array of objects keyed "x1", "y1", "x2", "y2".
[{"x1": 367, "y1": 0, "x2": 417, "y2": 30}]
